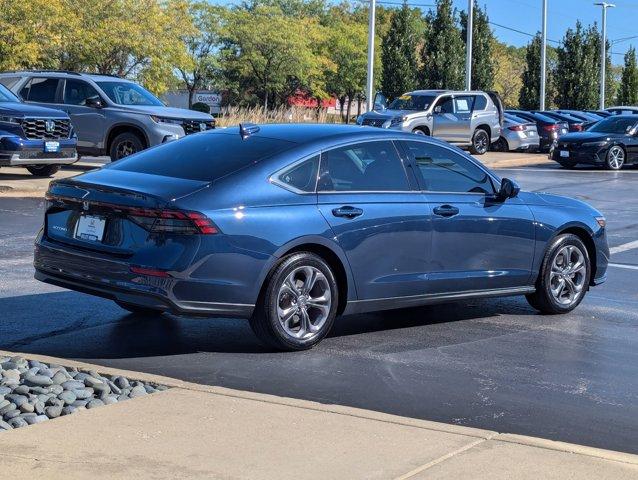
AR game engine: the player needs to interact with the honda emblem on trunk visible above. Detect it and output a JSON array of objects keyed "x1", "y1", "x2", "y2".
[
  {"x1": 45, "y1": 119, "x2": 55, "y2": 133},
  {"x1": 82, "y1": 201, "x2": 89, "y2": 211}
]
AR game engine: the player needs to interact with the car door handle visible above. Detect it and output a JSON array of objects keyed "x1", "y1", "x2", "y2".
[
  {"x1": 332, "y1": 206, "x2": 363, "y2": 219},
  {"x1": 433, "y1": 205, "x2": 460, "y2": 218}
]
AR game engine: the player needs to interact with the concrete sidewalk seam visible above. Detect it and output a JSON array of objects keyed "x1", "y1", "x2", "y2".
[{"x1": 392, "y1": 438, "x2": 489, "y2": 480}]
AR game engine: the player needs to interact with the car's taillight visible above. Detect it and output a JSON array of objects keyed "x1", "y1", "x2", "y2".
[
  {"x1": 571, "y1": 124, "x2": 583, "y2": 131},
  {"x1": 127, "y1": 208, "x2": 218, "y2": 235},
  {"x1": 543, "y1": 124, "x2": 558, "y2": 132},
  {"x1": 508, "y1": 125, "x2": 524, "y2": 131}
]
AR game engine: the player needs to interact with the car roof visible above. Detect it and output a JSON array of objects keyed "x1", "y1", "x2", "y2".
[
  {"x1": 407, "y1": 89, "x2": 487, "y2": 96},
  {"x1": 0, "y1": 71, "x2": 132, "y2": 82}
]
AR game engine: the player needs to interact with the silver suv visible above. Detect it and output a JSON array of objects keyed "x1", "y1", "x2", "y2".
[
  {"x1": 357, "y1": 90, "x2": 503, "y2": 155},
  {"x1": 0, "y1": 71, "x2": 216, "y2": 161}
]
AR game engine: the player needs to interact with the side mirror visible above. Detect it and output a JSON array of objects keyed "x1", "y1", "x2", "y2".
[
  {"x1": 85, "y1": 96, "x2": 104, "y2": 109},
  {"x1": 434, "y1": 106, "x2": 442, "y2": 114},
  {"x1": 497, "y1": 178, "x2": 520, "y2": 201}
]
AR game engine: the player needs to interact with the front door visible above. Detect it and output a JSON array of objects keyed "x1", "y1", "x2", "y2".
[
  {"x1": 316, "y1": 140, "x2": 432, "y2": 300},
  {"x1": 432, "y1": 95, "x2": 474, "y2": 143},
  {"x1": 61, "y1": 79, "x2": 107, "y2": 151},
  {"x1": 399, "y1": 140, "x2": 536, "y2": 293}
]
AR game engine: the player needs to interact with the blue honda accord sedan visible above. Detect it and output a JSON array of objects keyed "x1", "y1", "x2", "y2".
[{"x1": 35, "y1": 124, "x2": 609, "y2": 350}]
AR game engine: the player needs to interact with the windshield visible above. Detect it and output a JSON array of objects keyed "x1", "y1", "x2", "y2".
[
  {"x1": 0, "y1": 84, "x2": 20, "y2": 103},
  {"x1": 96, "y1": 81, "x2": 163, "y2": 106},
  {"x1": 388, "y1": 94, "x2": 437, "y2": 111},
  {"x1": 589, "y1": 116, "x2": 638, "y2": 134}
]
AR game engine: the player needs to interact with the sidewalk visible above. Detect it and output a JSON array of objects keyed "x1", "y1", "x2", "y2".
[{"x1": 0, "y1": 350, "x2": 636, "y2": 479}]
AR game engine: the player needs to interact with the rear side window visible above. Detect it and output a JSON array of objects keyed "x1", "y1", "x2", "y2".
[
  {"x1": 474, "y1": 95, "x2": 487, "y2": 110},
  {"x1": 0, "y1": 76, "x2": 21, "y2": 90},
  {"x1": 454, "y1": 95, "x2": 474, "y2": 113},
  {"x1": 20, "y1": 78, "x2": 60, "y2": 103},
  {"x1": 273, "y1": 155, "x2": 319, "y2": 193},
  {"x1": 402, "y1": 141, "x2": 494, "y2": 194},
  {"x1": 318, "y1": 141, "x2": 409, "y2": 192},
  {"x1": 110, "y1": 133, "x2": 296, "y2": 181}
]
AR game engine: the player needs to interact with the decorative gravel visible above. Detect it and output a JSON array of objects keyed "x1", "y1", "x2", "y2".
[{"x1": 0, "y1": 356, "x2": 168, "y2": 431}]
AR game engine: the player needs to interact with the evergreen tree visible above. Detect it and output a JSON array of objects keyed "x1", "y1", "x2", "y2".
[
  {"x1": 519, "y1": 34, "x2": 542, "y2": 110},
  {"x1": 420, "y1": 0, "x2": 464, "y2": 90},
  {"x1": 617, "y1": 46, "x2": 638, "y2": 106},
  {"x1": 460, "y1": 1, "x2": 495, "y2": 90},
  {"x1": 380, "y1": 1, "x2": 421, "y2": 100}
]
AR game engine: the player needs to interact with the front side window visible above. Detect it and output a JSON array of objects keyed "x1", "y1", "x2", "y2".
[
  {"x1": 435, "y1": 96, "x2": 454, "y2": 114},
  {"x1": 95, "y1": 81, "x2": 163, "y2": 106},
  {"x1": 273, "y1": 155, "x2": 319, "y2": 193},
  {"x1": 64, "y1": 79, "x2": 102, "y2": 106},
  {"x1": 20, "y1": 78, "x2": 60, "y2": 103},
  {"x1": 402, "y1": 141, "x2": 494, "y2": 194},
  {"x1": 318, "y1": 141, "x2": 409, "y2": 192}
]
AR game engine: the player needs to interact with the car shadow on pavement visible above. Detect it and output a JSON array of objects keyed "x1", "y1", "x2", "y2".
[{"x1": 0, "y1": 290, "x2": 538, "y2": 359}]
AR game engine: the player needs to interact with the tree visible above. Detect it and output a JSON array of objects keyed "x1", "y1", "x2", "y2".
[
  {"x1": 380, "y1": 1, "x2": 422, "y2": 100},
  {"x1": 617, "y1": 46, "x2": 638, "y2": 105},
  {"x1": 177, "y1": 2, "x2": 224, "y2": 108},
  {"x1": 420, "y1": 0, "x2": 464, "y2": 90},
  {"x1": 221, "y1": 5, "x2": 328, "y2": 109},
  {"x1": 460, "y1": 1, "x2": 495, "y2": 90},
  {"x1": 493, "y1": 43, "x2": 525, "y2": 108},
  {"x1": 518, "y1": 34, "x2": 543, "y2": 110}
]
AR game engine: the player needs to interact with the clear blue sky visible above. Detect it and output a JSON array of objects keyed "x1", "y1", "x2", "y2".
[{"x1": 212, "y1": 0, "x2": 638, "y2": 64}]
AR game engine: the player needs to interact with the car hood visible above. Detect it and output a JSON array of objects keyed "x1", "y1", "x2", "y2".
[
  {"x1": 362, "y1": 109, "x2": 420, "y2": 120},
  {"x1": 557, "y1": 131, "x2": 619, "y2": 143},
  {"x1": 0, "y1": 102, "x2": 69, "y2": 118},
  {"x1": 521, "y1": 191, "x2": 601, "y2": 215},
  {"x1": 109, "y1": 105, "x2": 214, "y2": 121}
]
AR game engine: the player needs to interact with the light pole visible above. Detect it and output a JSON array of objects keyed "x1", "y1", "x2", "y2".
[
  {"x1": 594, "y1": 2, "x2": 615, "y2": 110},
  {"x1": 465, "y1": 0, "x2": 474, "y2": 90},
  {"x1": 540, "y1": 0, "x2": 547, "y2": 110},
  {"x1": 365, "y1": 0, "x2": 377, "y2": 112}
]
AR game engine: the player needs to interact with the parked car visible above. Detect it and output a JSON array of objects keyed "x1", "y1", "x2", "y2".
[
  {"x1": 356, "y1": 90, "x2": 503, "y2": 155},
  {"x1": 506, "y1": 110, "x2": 569, "y2": 151},
  {"x1": 0, "y1": 71, "x2": 216, "y2": 161},
  {"x1": 586, "y1": 110, "x2": 612, "y2": 118},
  {"x1": 534, "y1": 111, "x2": 586, "y2": 132},
  {"x1": 0, "y1": 83, "x2": 77, "y2": 177},
  {"x1": 551, "y1": 115, "x2": 638, "y2": 170},
  {"x1": 606, "y1": 106, "x2": 638, "y2": 115},
  {"x1": 35, "y1": 124, "x2": 608, "y2": 351},
  {"x1": 491, "y1": 113, "x2": 540, "y2": 152},
  {"x1": 555, "y1": 110, "x2": 605, "y2": 122}
]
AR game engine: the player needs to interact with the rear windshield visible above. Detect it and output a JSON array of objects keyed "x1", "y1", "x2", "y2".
[{"x1": 109, "y1": 132, "x2": 296, "y2": 181}]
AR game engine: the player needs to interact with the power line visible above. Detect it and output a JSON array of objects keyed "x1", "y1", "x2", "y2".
[{"x1": 488, "y1": 21, "x2": 560, "y2": 44}]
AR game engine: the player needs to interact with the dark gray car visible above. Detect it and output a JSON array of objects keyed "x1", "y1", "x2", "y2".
[{"x1": 0, "y1": 71, "x2": 216, "y2": 161}]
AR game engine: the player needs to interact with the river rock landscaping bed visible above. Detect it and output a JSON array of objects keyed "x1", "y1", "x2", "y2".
[{"x1": 0, "y1": 356, "x2": 168, "y2": 431}]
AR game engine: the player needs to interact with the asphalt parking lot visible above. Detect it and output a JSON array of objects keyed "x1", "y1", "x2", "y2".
[{"x1": 1, "y1": 162, "x2": 637, "y2": 454}]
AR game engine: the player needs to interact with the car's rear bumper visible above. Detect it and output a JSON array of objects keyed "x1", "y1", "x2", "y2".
[{"x1": 506, "y1": 134, "x2": 540, "y2": 151}]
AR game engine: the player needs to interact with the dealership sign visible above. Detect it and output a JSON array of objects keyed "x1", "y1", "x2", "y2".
[{"x1": 194, "y1": 92, "x2": 221, "y2": 109}]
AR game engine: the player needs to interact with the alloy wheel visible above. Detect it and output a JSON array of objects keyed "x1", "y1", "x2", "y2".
[
  {"x1": 474, "y1": 131, "x2": 489, "y2": 154},
  {"x1": 116, "y1": 140, "x2": 137, "y2": 160},
  {"x1": 549, "y1": 245, "x2": 587, "y2": 306},
  {"x1": 607, "y1": 146, "x2": 624, "y2": 170},
  {"x1": 276, "y1": 266, "x2": 331, "y2": 340}
]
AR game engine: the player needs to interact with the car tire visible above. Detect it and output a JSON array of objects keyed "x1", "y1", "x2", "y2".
[
  {"x1": 491, "y1": 136, "x2": 509, "y2": 152},
  {"x1": 605, "y1": 145, "x2": 625, "y2": 170},
  {"x1": 412, "y1": 127, "x2": 429, "y2": 136},
  {"x1": 109, "y1": 132, "x2": 144, "y2": 161},
  {"x1": 249, "y1": 252, "x2": 338, "y2": 351},
  {"x1": 26, "y1": 165, "x2": 60, "y2": 177},
  {"x1": 525, "y1": 234, "x2": 591, "y2": 314},
  {"x1": 115, "y1": 301, "x2": 163, "y2": 316},
  {"x1": 470, "y1": 128, "x2": 490, "y2": 155}
]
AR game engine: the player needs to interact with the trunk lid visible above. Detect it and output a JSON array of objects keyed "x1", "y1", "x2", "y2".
[{"x1": 45, "y1": 169, "x2": 210, "y2": 254}]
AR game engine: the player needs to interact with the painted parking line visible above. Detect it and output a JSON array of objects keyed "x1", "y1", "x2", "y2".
[
  {"x1": 496, "y1": 168, "x2": 638, "y2": 174},
  {"x1": 610, "y1": 240, "x2": 638, "y2": 255},
  {"x1": 608, "y1": 263, "x2": 638, "y2": 271}
]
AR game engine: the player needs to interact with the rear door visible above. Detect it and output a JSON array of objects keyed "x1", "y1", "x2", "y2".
[
  {"x1": 316, "y1": 140, "x2": 433, "y2": 300},
  {"x1": 400, "y1": 139, "x2": 536, "y2": 293}
]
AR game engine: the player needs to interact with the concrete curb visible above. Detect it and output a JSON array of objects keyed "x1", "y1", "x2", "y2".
[{"x1": 2, "y1": 349, "x2": 637, "y2": 467}]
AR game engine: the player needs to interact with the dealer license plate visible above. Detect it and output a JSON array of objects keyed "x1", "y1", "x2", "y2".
[
  {"x1": 560, "y1": 150, "x2": 570, "y2": 158},
  {"x1": 74, "y1": 215, "x2": 106, "y2": 242},
  {"x1": 44, "y1": 141, "x2": 60, "y2": 153}
]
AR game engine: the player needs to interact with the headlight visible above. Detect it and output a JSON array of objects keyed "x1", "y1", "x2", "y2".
[
  {"x1": 150, "y1": 115, "x2": 183, "y2": 125},
  {"x1": 581, "y1": 140, "x2": 608, "y2": 147},
  {"x1": 0, "y1": 116, "x2": 20, "y2": 124},
  {"x1": 390, "y1": 116, "x2": 408, "y2": 126}
]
